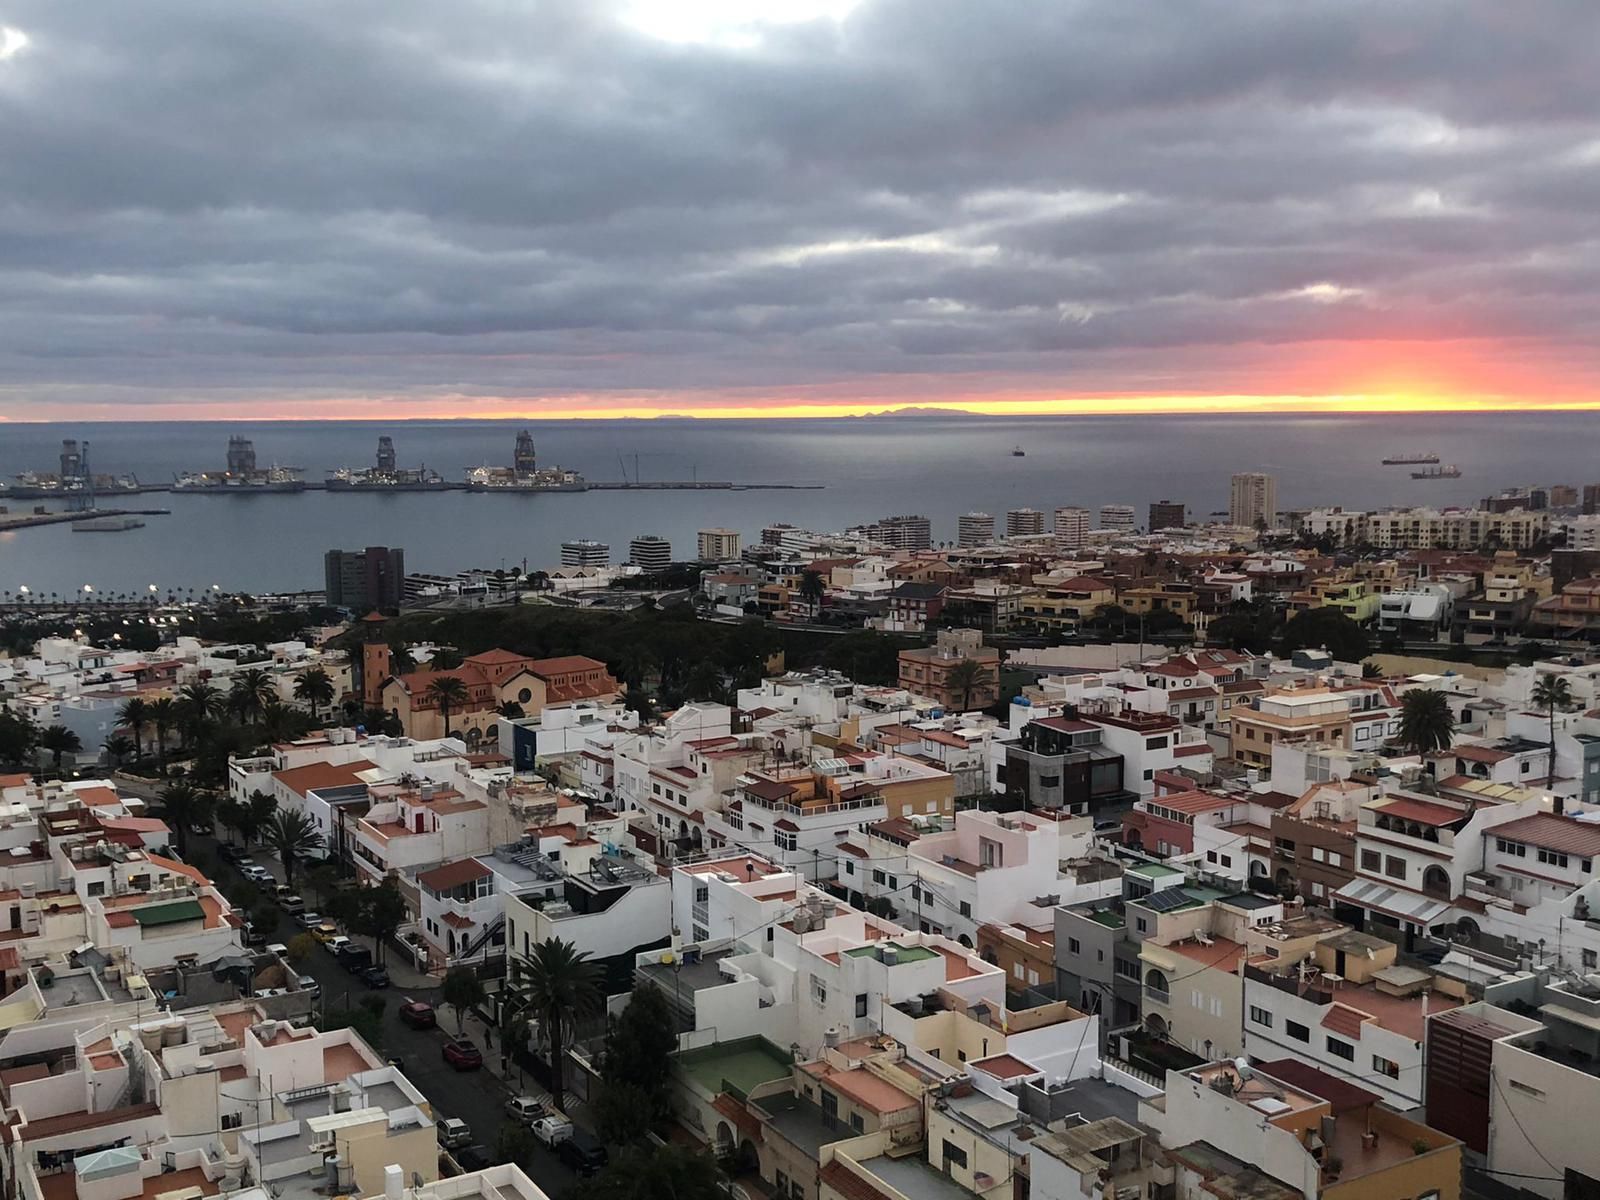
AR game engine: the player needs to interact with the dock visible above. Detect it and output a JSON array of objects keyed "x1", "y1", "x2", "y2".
[{"x1": 0, "y1": 507, "x2": 170, "y2": 531}]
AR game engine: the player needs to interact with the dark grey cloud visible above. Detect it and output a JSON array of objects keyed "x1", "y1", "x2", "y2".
[{"x1": 1, "y1": 0, "x2": 1598, "y2": 415}]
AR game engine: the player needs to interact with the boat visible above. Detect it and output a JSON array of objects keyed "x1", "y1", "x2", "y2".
[
  {"x1": 1382, "y1": 452, "x2": 1440, "y2": 465},
  {"x1": 72, "y1": 515, "x2": 145, "y2": 532},
  {"x1": 1011, "y1": 446, "x2": 1026, "y2": 457},
  {"x1": 1412, "y1": 465, "x2": 1463, "y2": 479},
  {"x1": 173, "y1": 437, "x2": 306, "y2": 493},
  {"x1": 326, "y1": 436, "x2": 459, "y2": 491},
  {"x1": 462, "y1": 430, "x2": 587, "y2": 492}
]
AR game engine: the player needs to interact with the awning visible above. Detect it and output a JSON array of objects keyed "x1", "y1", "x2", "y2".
[{"x1": 1332, "y1": 879, "x2": 1452, "y2": 927}]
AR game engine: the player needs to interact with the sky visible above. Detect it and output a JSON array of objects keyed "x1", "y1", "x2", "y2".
[{"x1": 1, "y1": 0, "x2": 1598, "y2": 421}]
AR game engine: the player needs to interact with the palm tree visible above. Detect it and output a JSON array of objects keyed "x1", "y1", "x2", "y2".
[
  {"x1": 38, "y1": 725, "x2": 82, "y2": 775},
  {"x1": 156, "y1": 781, "x2": 209, "y2": 857},
  {"x1": 293, "y1": 667, "x2": 336, "y2": 723},
  {"x1": 267, "y1": 809, "x2": 324, "y2": 888},
  {"x1": 798, "y1": 569, "x2": 826, "y2": 616},
  {"x1": 230, "y1": 668, "x2": 276, "y2": 724},
  {"x1": 1398, "y1": 688, "x2": 1456, "y2": 757},
  {"x1": 104, "y1": 733, "x2": 135, "y2": 770},
  {"x1": 510, "y1": 937, "x2": 601, "y2": 1107},
  {"x1": 1531, "y1": 674, "x2": 1575, "y2": 807},
  {"x1": 147, "y1": 696, "x2": 179, "y2": 775},
  {"x1": 945, "y1": 658, "x2": 989, "y2": 712},
  {"x1": 428, "y1": 675, "x2": 470, "y2": 737},
  {"x1": 118, "y1": 697, "x2": 149, "y2": 763},
  {"x1": 388, "y1": 642, "x2": 418, "y2": 675},
  {"x1": 176, "y1": 681, "x2": 222, "y2": 748}
]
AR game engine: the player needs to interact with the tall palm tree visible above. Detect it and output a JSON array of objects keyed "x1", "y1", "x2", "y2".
[
  {"x1": 510, "y1": 937, "x2": 601, "y2": 1107},
  {"x1": 230, "y1": 668, "x2": 276, "y2": 724},
  {"x1": 38, "y1": 725, "x2": 81, "y2": 775},
  {"x1": 388, "y1": 642, "x2": 418, "y2": 675},
  {"x1": 267, "y1": 809, "x2": 325, "y2": 888},
  {"x1": 103, "y1": 733, "x2": 134, "y2": 770},
  {"x1": 1398, "y1": 688, "x2": 1456, "y2": 757},
  {"x1": 156, "y1": 781, "x2": 209, "y2": 857},
  {"x1": 293, "y1": 667, "x2": 336, "y2": 723},
  {"x1": 945, "y1": 658, "x2": 988, "y2": 712},
  {"x1": 147, "y1": 697, "x2": 179, "y2": 775},
  {"x1": 176, "y1": 682, "x2": 223, "y2": 748},
  {"x1": 1531, "y1": 674, "x2": 1575, "y2": 808},
  {"x1": 428, "y1": 675, "x2": 470, "y2": 737},
  {"x1": 117, "y1": 697, "x2": 149, "y2": 763},
  {"x1": 798, "y1": 569, "x2": 826, "y2": 616}
]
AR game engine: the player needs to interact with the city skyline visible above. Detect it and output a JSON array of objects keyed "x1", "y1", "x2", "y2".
[{"x1": 1, "y1": 2, "x2": 1598, "y2": 421}]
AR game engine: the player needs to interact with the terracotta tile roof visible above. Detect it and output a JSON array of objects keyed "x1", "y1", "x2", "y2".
[
  {"x1": 1320, "y1": 1002, "x2": 1372, "y2": 1038},
  {"x1": 1451, "y1": 744, "x2": 1512, "y2": 764},
  {"x1": 274, "y1": 758, "x2": 375, "y2": 798},
  {"x1": 417, "y1": 858, "x2": 494, "y2": 890},
  {"x1": 1491, "y1": 813, "x2": 1600, "y2": 858},
  {"x1": 819, "y1": 1161, "x2": 896, "y2": 1200},
  {"x1": 1148, "y1": 789, "x2": 1238, "y2": 815},
  {"x1": 529, "y1": 655, "x2": 610, "y2": 677}
]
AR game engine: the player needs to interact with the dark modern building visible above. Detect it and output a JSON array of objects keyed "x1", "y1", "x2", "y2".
[
  {"x1": 324, "y1": 545, "x2": 406, "y2": 612},
  {"x1": 1148, "y1": 499, "x2": 1186, "y2": 532},
  {"x1": 1001, "y1": 715, "x2": 1127, "y2": 817}
]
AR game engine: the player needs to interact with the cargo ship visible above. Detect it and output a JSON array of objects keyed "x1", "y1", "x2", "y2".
[
  {"x1": 1411, "y1": 464, "x2": 1462, "y2": 479},
  {"x1": 1382, "y1": 452, "x2": 1440, "y2": 465},
  {"x1": 464, "y1": 429, "x2": 587, "y2": 492},
  {"x1": 172, "y1": 437, "x2": 307, "y2": 493},
  {"x1": 326, "y1": 436, "x2": 457, "y2": 491}
]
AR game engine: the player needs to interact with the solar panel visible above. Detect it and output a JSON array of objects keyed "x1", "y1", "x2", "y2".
[{"x1": 1141, "y1": 888, "x2": 1195, "y2": 913}]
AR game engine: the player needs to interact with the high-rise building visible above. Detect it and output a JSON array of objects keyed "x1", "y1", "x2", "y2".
[
  {"x1": 1005, "y1": 508, "x2": 1045, "y2": 537},
  {"x1": 697, "y1": 528, "x2": 742, "y2": 560},
  {"x1": 958, "y1": 512, "x2": 995, "y2": 546},
  {"x1": 1584, "y1": 485, "x2": 1600, "y2": 516},
  {"x1": 1099, "y1": 504, "x2": 1136, "y2": 532},
  {"x1": 629, "y1": 535, "x2": 672, "y2": 572},
  {"x1": 324, "y1": 545, "x2": 406, "y2": 612},
  {"x1": 1149, "y1": 499, "x2": 1186, "y2": 531},
  {"x1": 865, "y1": 514, "x2": 932, "y2": 551},
  {"x1": 1053, "y1": 506, "x2": 1090, "y2": 551},
  {"x1": 1229, "y1": 472, "x2": 1278, "y2": 529},
  {"x1": 1549, "y1": 484, "x2": 1578, "y2": 509},
  {"x1": 561, "y1": 539, "x2": 610, "y2": 567}
]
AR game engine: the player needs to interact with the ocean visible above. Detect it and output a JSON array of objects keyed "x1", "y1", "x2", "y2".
[{"x1": 0, "y1": 413, "x2": 1590, "y2": 596}]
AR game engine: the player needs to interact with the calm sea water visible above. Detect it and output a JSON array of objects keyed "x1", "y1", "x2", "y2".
[{"x1": 0, "y1": 413, "x2": 1590, "y2": 595}]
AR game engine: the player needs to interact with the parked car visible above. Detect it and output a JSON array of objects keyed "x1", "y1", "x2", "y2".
[
  {"x1": 504, "y1": 1097, "x2": 546, "y2": 1126},
  {"x1": 234, "y1": 857, "x2": 257, "y2": 871},
  {"x1": 557, "y1": 1130, "x2": 608, "y2": 1177},
  {"x1": 218, "y1": 844, "x2": 243, "y2": 864},
  {"x1": 399, "y1": 1000, "x2": 437, "y2": 1029},
  {"x1": 453, "y1": 1146, "x2": 493, "y2": 1174},
  {"x1": 361, "y1": 966, "x2": 390, "y2": 989},
  {"x1": 274, "y1": 884, "x2": 297, "y2": 901},
  {"x1": 530, "y1": 1115, "x2": 574, "y2": 1147},
  {"x1": 294, "y1": 974, "x2": 320, "y2": 1000},
  {"x1": 241, "y1": 923, "x2": 266, "y2": 949},
  {"x1": 280, "y1": 896, "x2": 306, "y2": 918},
  {"x1": 264, "y1": 942, "x2": 289, "y2": 958},
  {"x1": 241, "y1": 866, "x2": 273, "y2": 884},
  {"x1": 436, "y1": 1117, "x2": 472, "y2": 1150},
  {"x1": 441, "y1": 1040, "x2": 483, "y2": 1071},
  {"x1": 337, "y1": 944, "x2": 373, "y2": 973},
  {"x1": 311, "y1": 924, "x2": 342, "y2": 945},
  {"x1": 296, "y1": 911, "x2": 323, "y2": 930}
]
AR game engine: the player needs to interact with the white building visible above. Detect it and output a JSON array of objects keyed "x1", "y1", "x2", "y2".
[
  {"x1": 1229, "y1": 472, "x2": 1277, "y2": 529},
  {"x1": 958, "y1": 513, "x2": 995, "y2": 547},
  {"x1": 1098, "y1": 504, "x2": 1136, "y2": 532},
  {"x1": 1053, "y1": 507, "x2": 1090, "y2": 551}
]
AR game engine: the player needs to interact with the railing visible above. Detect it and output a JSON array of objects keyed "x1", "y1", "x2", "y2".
[
  {"x1": 742, "y1": 792, "x2": 887, "y2": 818},
  {"x1": 1144, "y1": 987, "x2": 1170, "y2": 1006}
]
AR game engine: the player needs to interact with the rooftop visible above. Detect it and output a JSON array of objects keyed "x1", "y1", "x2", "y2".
[
  {"x1": 677, "y1": 1036, "x2": 793, "y2": 1097},
  {"x1": 855, "y1": 1154, "x2": 979, "y2": 1200}
]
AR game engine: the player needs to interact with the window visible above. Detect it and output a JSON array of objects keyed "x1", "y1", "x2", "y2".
[
  {"x1": 1206, "y1": 851, "x2": 1218, "y2": 863},
  {"x1": 1326, "y1": 1036, "x2": 1355, "y2": 1061},
  {"x1": 1038, "y1": 774, "x2": 1060, "y2": 789},
  {"x1": 1286, "y1": 1020, "x2": 1310, "y2": 1043},
  {"x1": 1013, "y1": 962, "x2": 1024, "y2": 980},
  {"x1": 941, "y1": 1142, "x2": 969, "y2": 1171},
  {"x1": 1142, "y1": 769, "x2": 1154, "y2": 781},
  {"x1": 910, "y1": 884, "x2": 922, "y2": 903},
  {"x1": 1496, "y1": 838, "x2": 1527, "y2": 857},
  {"x1": 1385, "y1": 855, "x2": 1406, "y2": 880},
  {"x1": 1311, "y1": 846, "x2": 1326, "y2": 863},
  {"x1": 1372, "y1": 1054, "x2": 1400, "y2": 1079},
  {"x1": 1327, "y1": 851, "x2": 1342, "y2": 868},
  {"x1": 1068, "y1": 937, "x2": 1081, "y2": 955},
  {"x1": 1114, "y1": 958, "x2": 1139, "y2": 979},
  {"x1": 1361, "y1": 849, "x2": 1381, "y2": 871},
  {"x1": 694, "y1": 885, "x2": 709, "y2": 904},
  {"x1": 87, "y1": 881, "x2": 106, "y2": 897},
  {"x1": 811, "y1": 975, "x2": 827, "y2": 1005},
  {"x1": 855, "y1": 993, "x2": 868, "y2": 1018},
  {"x1": 844, "y1": 861, "x2": 855, "y2": 876},
  {"x1": 1135, "y1": 917, "x2": 1149, "y2": 933},
  {"x1": 221, "y1": 1113, "x2": 244, "y2": 1130},
  {"x1": 1507, "y1": 1079, "x2": 1545, "y2": 1099},
  {"x1": 692, "y1": 925, "x2": 708, "y2": 943},
  {"x1": 1146, "y1": 736, "x2": 1169, "y2": 750},
  {"x1": 1276, "y1": 837, "x2": 1296, "y2": 858},
  {"x1": 1220, "y1": 855, "x2": 1231, "y2": 868},
  {"x1": 1249, "y1": 1005, "x2": 1273, "y2": 1028},
  {"x1": 849, "y1": 1111, "x2": 865, "y2": 1134},
  {"x1": 1586, "y1": 949, "x2": 1598, "y2": 970},
  {"x1": 776, "y1": 831, "x2": 797, "y2": 852},
  {"x1": 959, "y1": 901, "x2": 971, "y2": 919},
  {"x1": 1538, "y1": 848, "x2": 1570, "y2": 869}
]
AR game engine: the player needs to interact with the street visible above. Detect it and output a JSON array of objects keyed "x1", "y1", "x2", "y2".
[{"x1": 165, "y1": 814, "x2": 584, "y2": 1199}]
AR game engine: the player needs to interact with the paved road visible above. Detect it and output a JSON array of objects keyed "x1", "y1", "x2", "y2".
[{"x1": 187, "y1": 827, "x2": 583, "y2": 1198}]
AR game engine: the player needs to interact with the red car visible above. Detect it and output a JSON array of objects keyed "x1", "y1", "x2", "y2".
[
  {"x1": 442, "y1": 1040, "x2": 483, "y2": 1071},
  {"x1": 398, "y1": 1000, "x2": 437, "y2": 1030}
]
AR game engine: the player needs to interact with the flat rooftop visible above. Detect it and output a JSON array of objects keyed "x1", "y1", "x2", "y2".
[
  {"x1": 857, "y1": 1154, "x2": 976, "y2": 1200},
  {"x1": 677, "y1": 1037, "x2": 793, "y2": 1097}
]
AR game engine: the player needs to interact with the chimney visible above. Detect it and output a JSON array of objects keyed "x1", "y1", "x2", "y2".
[{"x1": 384, "y1": 1164, "x2": 404, "y2": 1200}]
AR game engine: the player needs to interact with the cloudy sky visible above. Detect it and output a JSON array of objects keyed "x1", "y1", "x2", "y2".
[{"x1": 1, "y1": 0, "x2": 1597, "y2": 420}]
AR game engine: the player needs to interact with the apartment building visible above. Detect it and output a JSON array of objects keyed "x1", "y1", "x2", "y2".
[
  {"x1": 1268, "y1": 778, "x2": 1369, "y2": 904},
  {"x1": 1053, "y1": 862, "x2": 1188, "y2": 1029},
  {"x1": 1148, "y1": 499, "x2": 1186, "y2": 532},
  {"x1": 350, "y1": 779, "x2": 488, "y2": 884},
  {"x1": 1098, "y1": 504, "x2": 1136, "y2": 532},
  {"x1": 1305, "y1": 504, "x2": 1550, "y2": 550},
  {"x1": 1141, "y1": 1059, "x2": 1459, "y2": 1200},
  {"x1": 1229, "y1": 472, "x2": 1277, "y2": 529},
  {"x1": 628, "y1": 533, "x2": 672, "y2": 570},
  {"x1": 505, "y1": 851, "x2": 669, "y2": 974},
  {"x1": 957, "y1": 512, "x2": 995, "y2": 546},
  {"x1": 1005, "y1": 508, "x2": 1045, "y2": 537},
  {"x1": 1231, "y1": 688, "x2": 1355, "y2": 768},
  {"x1": 697, "y1": 527, "x2": 742, "y2": 560},
  {"x1": 1053, "y1": 506, "x2": 1091, "y2": 551},
  {"x1": 998, "y1": 715, "x2": 1127, "y2": 816},
  {"x1": 856, "y1": 514, "x2": 932, "y2": 551},
  {"x1": 1016, "y1": 575, "x2": 1115, "y2": 635},
  {"x1": 1532, "y1": 576, "x2": 1600, "y2": 635},
  {"x1": 895, "y1": 628, "x2": 1001, "y2": 712}
]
